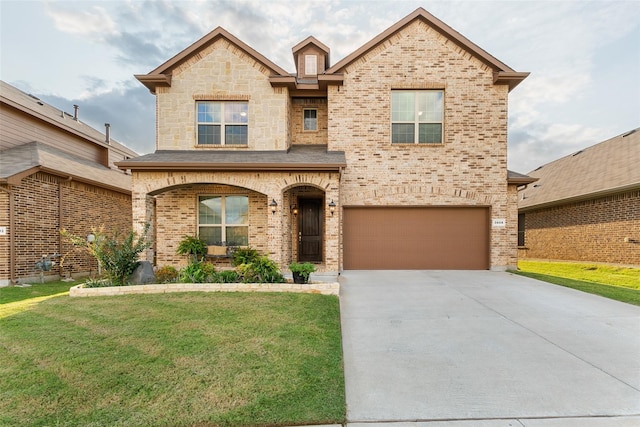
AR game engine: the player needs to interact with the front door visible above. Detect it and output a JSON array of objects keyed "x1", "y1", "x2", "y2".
[{"x1": 298, "y1": 198, "x2": 322, "y2": 262}]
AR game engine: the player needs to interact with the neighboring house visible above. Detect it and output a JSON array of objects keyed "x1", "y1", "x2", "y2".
[
  {"x1": 518, "y1": 128, "x2": 640, "y2": 266},
  {"x1": 0, "y1": 81, "x2": 138, "y2": 285},
  {"x1": 118, "y1": 7, "x2": 532, "y2": 272}
]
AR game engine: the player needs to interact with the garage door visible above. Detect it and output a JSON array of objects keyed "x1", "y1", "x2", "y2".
[{"x1": 343, "y1": 207, "x2": 489, "y2": 270}]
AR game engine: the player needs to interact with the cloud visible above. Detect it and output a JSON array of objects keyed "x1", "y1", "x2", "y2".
[{"x1": 47, "y1": 4, "x2": 117, "y2": 36}]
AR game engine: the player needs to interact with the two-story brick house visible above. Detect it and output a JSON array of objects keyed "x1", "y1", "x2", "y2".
[{"x1": 118, "y1": 8, "x2": 532, "y2": 272}]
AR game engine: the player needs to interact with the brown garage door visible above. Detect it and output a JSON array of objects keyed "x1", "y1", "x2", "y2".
[{"x1": 343, "y1": 207, "x2": 489, "y2": 270}]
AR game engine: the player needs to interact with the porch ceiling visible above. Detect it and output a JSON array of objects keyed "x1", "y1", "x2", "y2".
[{"x1": 116, "y1": 145, "x2": 346, "y2": 172}]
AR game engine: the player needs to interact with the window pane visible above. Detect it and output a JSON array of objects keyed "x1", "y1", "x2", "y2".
[
  {"x1": 225, "y1": 102, "x2": 248, "y2": 123},
  {"x1": 392, "y1": 123, "x2": 414, "y2": 143},
  {"x1": 418, "y1": 91, "x2": 443, "y2": 122},
  {"x1": 199, "y1": 196, "x2": 222, "y2": 224},
  {"x1": 199, "y1": 227, "x2": 222, "y2": 245},
  {"x1": 305, "y1": 54, "x2": 317, "y2": 75},
  {"x1": 226, "y1": 227, "x2": 248, "y2": 246},
  {"x1": 197, "y1": 102, "x2": 220, "y2": 123},
  {"x1": 304, "y1": 109, "x2": 317, "y2": 131},
  {"x1": 225, "y1": 196, "x2": 248, "y2": 224},
  {"x1": 391, "y1": 92, "x2": 414, "y2": 121},
  {"x1": 418, "y1": 123, "x2": 442, "y2": 144},
  {"x1": 198, "y1": 124, "x2": 221, "y2": 145},
  {"x1": 225, "y1": 125, "x2": 248, "y2": 145}
]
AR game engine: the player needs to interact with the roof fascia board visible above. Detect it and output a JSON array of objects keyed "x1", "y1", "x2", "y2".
[
  {"x1": 1, "y1": 166, "x2": 130, "y2": 194},
  {"x1": 494, "y1": 71, "x2": 531, "y2": 92},
  {"x1": 115, "y1": 161, "x2": 345, "y2": 172},
  {"x1": 519, "y1": 183, "x2": 640, "y2": 212},
  {"x1": 1, "y1": 97, "x2": 111, "y2": 149},
  {"x1": 292, "y1": 36, "x2": 330, "y2": 54},
  {"x1": 326, "y1": 7, "x2": 517, "y2": 75},
  {"x1": 507, "y1": 175, "x2": 538, "y2": 185}
]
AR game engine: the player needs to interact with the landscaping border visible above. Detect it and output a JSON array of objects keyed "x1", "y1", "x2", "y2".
[{"x1": 70, "y1": 282, "x2": 339, "y2": 297}]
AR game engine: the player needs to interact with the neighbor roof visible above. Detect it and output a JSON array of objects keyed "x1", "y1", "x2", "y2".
[
  {"x1": 519, "y1": 128, "x2": 640, "y2": 211},
  {"x1": 0, "y1": 141, "x2": 131, "y2": 193},
  {"x1": 0, "y1": 81, "x2": 137, "y2": 158},
  {"x1": 116, "y1": 145, "x2": 346, "y2": 172}
]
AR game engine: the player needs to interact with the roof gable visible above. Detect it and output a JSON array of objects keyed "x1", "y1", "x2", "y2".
[
  {"x1": 519, "y1": 128, "x2": 640, "y2": 210},
  {"x1": 136, "y1": 27, "x2": 290, "y2": 93},
  {"x1": 325, "y1": 7, "x2": 528, "y2": 91}
]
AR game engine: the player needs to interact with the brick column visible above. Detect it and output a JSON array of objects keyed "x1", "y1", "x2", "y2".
[
  {"x1": 132, "y1": 190, "x2": 155, "y2": 263},
  {"x1": 266, "y1": 193, "x2": 283, "y2": 266}
]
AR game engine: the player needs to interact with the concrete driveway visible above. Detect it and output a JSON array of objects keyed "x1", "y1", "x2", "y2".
[{"x1": 339, "y1": 270, "x2": 640, "y2": 426}]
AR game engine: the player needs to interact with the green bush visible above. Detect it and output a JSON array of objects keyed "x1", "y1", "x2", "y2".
[
  {"x1": 237, "y1": 256, "x2": 284, "y2": 283},
  {"x1": 61, "y1": 224, "x2": 151, "y2": 286},
  {"x1": 211, "y1": 270, "x2": 241, "y2": 283},
  {"x1": 180, "y1": 261, "x2": 216, "y2": 283},
  {"x1": 155, "y1": 266, "x2": 178, "y2": 284},
  {"x1": 289, "y1": 262, "x2": 316, "y2": 284},
  {"x1": 231, "y1": 247, "x2": 260, "y2": 267},
  {"x1": 177, "y1": 235, "x2": 208, "y2": 262}
]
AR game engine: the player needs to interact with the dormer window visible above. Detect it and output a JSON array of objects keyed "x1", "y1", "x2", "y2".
[{"x1": 305, "y1": 55, "x2": 317, "y2": 76}]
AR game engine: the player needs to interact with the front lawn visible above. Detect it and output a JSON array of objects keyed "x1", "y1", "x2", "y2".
[
  {"x1": 514, "y1": 260, "x2": 640, "y2": 306},
  {"x1": 0, "y1": 290, "x2": 345, "y2": 426}
]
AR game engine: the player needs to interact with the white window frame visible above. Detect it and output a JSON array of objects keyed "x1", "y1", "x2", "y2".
[
  {"x1": 197, "y1": 195, "x2": 249, "y2": 246},
  {"x1": 303, "y1": 108, "x2": 318, "y2": 131},
  {"x1": 391, "y1": 90, "x2": 444, "y2": 144},
  {"x1": 196, "y1": 101, "x2": 248, "y2": 146}
]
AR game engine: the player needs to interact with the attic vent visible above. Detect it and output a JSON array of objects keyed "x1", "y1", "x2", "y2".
[
  {"x1": 572, "y1": 150, "x2": 584, "y2": 157},
  {"x1": 622, "y1": 129, "x2": 637, "y2": 137}
]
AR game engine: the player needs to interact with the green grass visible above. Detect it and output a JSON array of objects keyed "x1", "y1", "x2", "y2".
[
  {"x1": 514, "y1": 260, "x2": 640, "y2": 306},
  {"x1": 0, "y1": 280, "x2": 77, "y2": 304},
  {"x1": 0, "y1": 291, "x2": 345, "y2": 427}
]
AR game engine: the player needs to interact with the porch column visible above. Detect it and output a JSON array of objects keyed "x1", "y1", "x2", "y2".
[
  {"x1": 132, "y1": 190, "x2": 155, "y2": 263},
  {"x1": 266, "y1": 193, "x2": 283, "y2": 266},
  {"x1": 325, "y1": 181, "x2": 340, "y2": 272}
]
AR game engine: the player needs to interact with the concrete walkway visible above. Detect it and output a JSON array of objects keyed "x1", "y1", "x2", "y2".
[{"x1": 338, "y1": 270, "x2": 640, "y2": 426}]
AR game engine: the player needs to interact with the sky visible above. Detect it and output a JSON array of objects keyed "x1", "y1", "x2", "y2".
[{"x1": 1, "y1": 0, "x2": 639, "y2": 173}]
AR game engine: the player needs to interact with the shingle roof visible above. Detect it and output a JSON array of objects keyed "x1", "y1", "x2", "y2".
[
  {"x1": 0, "y1": 80, "x2": 137, "y2": 158},
  {"x1": 116, "y1": 145, "x2": 346, "y2": 172},
  {"x1": 0, "y1": 141, "x2": 131, "y2": 193},
  {"x1": 519, "y1": 128, "x2": 640, "y2": 210}
]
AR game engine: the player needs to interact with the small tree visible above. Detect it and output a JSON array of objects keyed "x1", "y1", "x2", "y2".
[{"x1": 61, "y1": 224, "x2": 151, "y2": 286}]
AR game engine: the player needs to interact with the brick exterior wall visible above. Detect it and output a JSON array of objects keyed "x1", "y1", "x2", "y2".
[
  {"x1": 0, "y1": 188, "x2": 10, "y2": 281},
  {"x1": 328, "y1": 20, "x2": 515, "y2": 269},
  {"x1": 0, "y1": 172, "x2": 132, "y2": 284},
  {"x1": 290, "y1": 98, "x2": 328, "y2": 145},
  {"x1": 519, "y1": 190, "x2": 640, "y2": 265}
]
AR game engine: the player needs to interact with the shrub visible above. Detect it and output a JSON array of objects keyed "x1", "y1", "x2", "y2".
[
  {"x1": 179, "y1": 261, "x2": 216, "y2": 283},
  {"x1": 211, "y1": 270, "x2": 241, "y2": 283},
  {"x1": 177, "y1": 235, "x2": 208, "y2": 262},
  {"x1": 61, "y1": 224, "x2": 151, "y2": 286},
  {"x1": 231, "y1": 247, "x2": 260, "y2": 267},
  {"x1": 155, "y1": 266, "x2": 178, "y2": 284},
  {"x1": 237, "y1": 256, "x2": 284, "y2": 283}
]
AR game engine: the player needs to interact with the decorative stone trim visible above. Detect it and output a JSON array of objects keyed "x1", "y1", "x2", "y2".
[{"x1": 70, "y1": 282, "x2": 339, "y2": 297}]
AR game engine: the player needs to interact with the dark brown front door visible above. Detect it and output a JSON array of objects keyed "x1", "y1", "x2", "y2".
[{"x1": 298, "y1": 199, "x2": 322, "y2": 262}]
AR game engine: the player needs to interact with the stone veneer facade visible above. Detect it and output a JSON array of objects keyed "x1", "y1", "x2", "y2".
[{"x1": 129, "y1": 12, "x2": 523, "y2": 272}]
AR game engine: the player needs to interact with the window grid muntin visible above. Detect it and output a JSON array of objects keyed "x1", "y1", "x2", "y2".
[
  {"x1": 197, "y1": 101, "x2": 248, "y2": 146},
  {"x1": 198, "y1": 195, "x2": 249, "y2": 246},
  {"x1": 391, "y1": 90, "x2": 443, "y2": 144}
]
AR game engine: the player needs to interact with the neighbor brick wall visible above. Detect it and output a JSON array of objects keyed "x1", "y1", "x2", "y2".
[
  {"x1": 328, "y1": 20, "x2": 513, "y2": 269},
  {"x1": 4, "y1": 172, "x2": 131, "y2": 284},
  {"x1": 0, "y1": 187, "x2": 10, "y2": 283},
  {"x1": 520, "y1": 190, "x2": 640, "y2": 265}
]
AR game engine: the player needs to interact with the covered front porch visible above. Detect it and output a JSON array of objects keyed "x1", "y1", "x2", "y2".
[{"x1": 117, "y1": 146, "x2": 345, "y2": 273}]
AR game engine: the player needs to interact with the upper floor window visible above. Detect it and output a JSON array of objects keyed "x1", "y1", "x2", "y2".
[
  {"x1": 197, "y1": 101, "x2": 248, "y2": 146},
  {"x1": 391, "y1": 90, "x2": 443, "y2": 144},
  {"x1": 303, "y1": 109, "x2": 317, "y2": 131},
  {"x1": 198, "y1": 195, "x2": 249, "y2": 246}
]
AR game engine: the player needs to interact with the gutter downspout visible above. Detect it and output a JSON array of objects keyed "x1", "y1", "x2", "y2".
[
  {"x1": 338, "y1": 166, "x2": 344, "y2": 274},
  {"x1": 0, "y1": 185, "x2": 15, "y2": 284}
]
